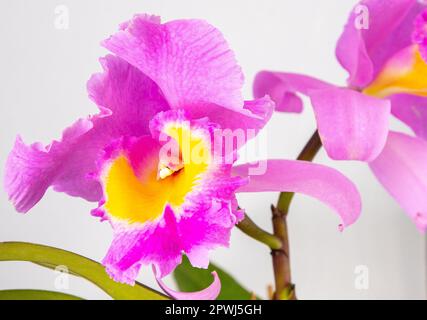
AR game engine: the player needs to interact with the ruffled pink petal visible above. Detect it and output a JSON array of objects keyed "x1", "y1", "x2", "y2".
[
  {"x1": 309, "y1": 87, "x2": 390, "y2": 161},
  {"x1": 253, "y1": 71, "x2": 332, "y2": 113},
  {"x1": 336, "y1": 0, "x2": 424, "y2": 88},
  {"x1": 4, "y1": 55, "x2": 169, "y2": 212},
  {"x1": 103, "y1": 207, "x2": 183, "y2": 284},
  {"x1": 103, "y1": 14, "x2": 244, "y2": 110},
  {"x1": 155, "y1": 267, "x2": 221, "y2": 300},
  {"x1": 233, "y1": 160, "x2": 362, "y2": 228},
  {"x1": 4, "y1": 119, "x2": 94, "y2": 213},
  {"x1": 369, "y1": 131, "x2": 427, "y2": 232},
  {"x1": 254, "y1": 72, "x2": 391, "y2": 161},
  {"x1": 102, "y1": 199, "x2": 243, "y2": 284},
  {"x1": 390, "y1": 94, "x2": 427, "y2": 140}
]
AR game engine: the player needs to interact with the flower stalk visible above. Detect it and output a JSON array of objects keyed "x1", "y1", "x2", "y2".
[
  {"x1": 237, "y1": 215, "x2": 282, "y2": 250},
  {"x1": 272, "y1": 130, "x2": 322, "y2": 300}
]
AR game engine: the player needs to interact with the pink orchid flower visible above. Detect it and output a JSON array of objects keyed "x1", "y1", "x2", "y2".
[
  {"x1": 4, "y1": 14, "x2": 361, "y2": 298},
  {"x1": 254, "y1": 0, "x2": 427, "y2": 232}
]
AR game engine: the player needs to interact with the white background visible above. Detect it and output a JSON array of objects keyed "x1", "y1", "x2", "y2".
[{"x1": 0, "y1": 0, "x2": 425, "y2": 299}]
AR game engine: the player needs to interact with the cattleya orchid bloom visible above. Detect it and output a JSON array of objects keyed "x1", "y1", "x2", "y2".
[
  {"x1": 4, "y1": 14, "x2": 362, "y2": 298},
  {"x1": 254, "y1": 0, "x2": 427, "y2": 231}
]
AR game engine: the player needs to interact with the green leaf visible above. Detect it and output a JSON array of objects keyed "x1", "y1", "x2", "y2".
[
  {"x1": 173, "y1": 256, "x2": 258, "y2": 300},
  {"x1": 0, "y1": 289, "x2": 83, "y2": 300},
  {"x1": 0, "y1": 242, "x2": 168, "y2": 300}
]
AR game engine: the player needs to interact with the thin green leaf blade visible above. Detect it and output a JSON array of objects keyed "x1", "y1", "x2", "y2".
[
  {"x1": 173, "y1": 256, "x2": 257, "y2": 300},
  {"x1": 0, "y1": 289, "x2": 83, "y2": 300},
  {"x1": 0, "y1": 242, "x2": 168, "y2": 300}
]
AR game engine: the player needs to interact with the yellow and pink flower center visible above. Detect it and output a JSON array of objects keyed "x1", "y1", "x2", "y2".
[
  {"x1": 363, "y1": 45, "x2": 427, "y2": 98},
  {"x1": 100, "y1": 122, "x2": 212, "y2": 225}
]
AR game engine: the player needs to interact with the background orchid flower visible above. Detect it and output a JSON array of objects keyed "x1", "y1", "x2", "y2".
[
  {"x1": 254, "y1": 0, "x2": 427, "y2": 231},
  {"x1": 4, "y1": 14, "x2": 362, "y2": 292}
]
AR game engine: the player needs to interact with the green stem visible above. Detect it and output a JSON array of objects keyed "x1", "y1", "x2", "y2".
[
  {"x1": 271, "y1": 130, "x2": 322, "y2": 300},
  {"x1": 237, "y1": 215, "x2": 282, "y2": 250}
]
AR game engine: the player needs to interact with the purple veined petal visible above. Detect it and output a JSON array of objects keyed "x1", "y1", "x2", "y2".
[
  {"x1": 88, "y1": 55, "x2": 169, "y2": 127},
  {"x1": 103, "y1": 14, "x2": 244, "y2": 110},
  {"x1": 232, "y1": 160, "x2": 362, "y2": 229},
  {"x1": 369, "y1": 131, "x2": 427, "y2": 232},
  {"x1": 253, "y1": 71, "x2": 333, "y2": 113},
  {"x1": 4, "y1": 55, "x2": 169, "y2": 213},
  {"x1": 154, "y1": 266, "x2": 221, "y2": 300},
  {"x1": 390, "y1": 94, "x2": 427, "y2": 140},
  {"x1": 253, "y1": 72, "x2": 391, "y2": 161},
  {"x1": 336, "y1": 0, "x2": 424, "y2": 88},
  {"x1": 309, "y1": 87, "x2": 391, "y2": 161},
  {"x1": 280, "y1": 92, "x2": 304, "y2": 113}
]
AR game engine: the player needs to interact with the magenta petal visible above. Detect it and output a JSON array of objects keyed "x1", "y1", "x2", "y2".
[
  {"x1": 336, "y1": 0, "x2": 423, "y2": 88},
  {"x1": 369, "y1": 131, "x2": 427, "y2": 232},
  {"x1": 254, "y1": 72, "x2": 391, "y2": 161},
  {"x1": 233, "y1": 160, "x2": 361, "y2": 228},
  {"x1": 155, "y1": 268, "x2": 221, "y2": 300},
  {"x1": 103, "y1": 207, "x2": 183, "y2": 285},
  {"x1": 102, "y1": 200, "x2": 238, "y2": 284},
  {"x1": 253, "y1": 71, "x2": 333, "y2": 113},
  {"x1": 309, "y1": 87, "x2": 391, "y2": 161},
  {"x1": 103, "y1": 14, "x2": 244, "y2": 110},
  {"x1": 390, "y1": 94, "x2": 427, "y2": 140}
]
